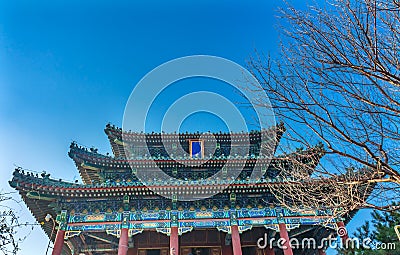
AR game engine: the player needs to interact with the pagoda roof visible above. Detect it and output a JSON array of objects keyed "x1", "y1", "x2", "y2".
[
  {"x1": 9, "y1": 166, "x2": 373, "y2": 240},
  {"x1": 8, "y1": 169, "x2": 62, "y2": 242},
  {"x1": 8, "y1": 121, "x2": 373, "y2": 247},
  {"x1": 69, "y1": 142, "x2": 325, "y2": 185},
  {"x1": 8, "y1": 170, "x2": 349, "y2": 208},
  {"x1": 104, "y1": 123, "x2": 286, "y2": 159},
  {"x1": 10, "y1": 164, "x2": 334, "y2": 199}
]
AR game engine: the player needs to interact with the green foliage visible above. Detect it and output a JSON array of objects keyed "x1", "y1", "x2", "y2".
[{"x1": 337, "y1": 207, "x2": 400, "y2": 255}]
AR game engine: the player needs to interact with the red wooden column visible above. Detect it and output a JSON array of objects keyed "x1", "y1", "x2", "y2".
[
  {"x1": 336, "y1": 221, "x2": 349, "y2": 242},
  {"x1": 118, "y1": 228, "x2": 129, "y2": 255},
  {"x1": 264, "y1": 247, "x2": 275, "y2": 255},
  {"x1": 231, "y1": 225, "x2": 242, "y2": 255},
  {"x1": 221, "y1": 232, "x2": 233, "y2": 255},
  {"x1": 278, "y1": 223, "x2": 293, "y2": 255},
  {"x1": 318, "y1": 249, "x2": 326, "y2": 255},
  {"x1": 51, "y1": 229, "x2": 66, "y2": 255},
  {"x1": 170, "y1": 226, "x2": 179, "y2": 255}
]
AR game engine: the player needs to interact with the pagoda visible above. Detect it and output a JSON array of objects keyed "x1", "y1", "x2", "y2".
[{"x1": 9, "y1": 123, "x2": 357, "y2": 255}]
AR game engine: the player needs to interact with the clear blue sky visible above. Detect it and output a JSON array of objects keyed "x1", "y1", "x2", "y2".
[{"x1": 0, "y1": 1, "x2": 371, "y2": 254}]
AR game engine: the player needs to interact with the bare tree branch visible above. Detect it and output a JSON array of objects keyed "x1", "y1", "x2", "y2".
[{"x1": 248, "y1": 0, "x2": 400, "y2": 217}]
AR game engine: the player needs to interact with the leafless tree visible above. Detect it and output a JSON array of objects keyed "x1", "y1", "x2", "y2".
[
  {"x1": 266, "y1": 148, "x2": 386, "y2": 219},
  {"x1": 0, "y1": 192, "x2": 37, "y2": 255},
  {"x1": 249, "y1": 0, "x2": 400, "y2": 218}
]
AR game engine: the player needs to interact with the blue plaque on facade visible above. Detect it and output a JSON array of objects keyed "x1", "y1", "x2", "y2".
[{"x1": 190, "y1": 140, "x2": 203, "y2": 158}]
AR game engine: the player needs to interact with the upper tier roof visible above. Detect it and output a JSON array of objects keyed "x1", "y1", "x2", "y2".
[{"x1": 104, "y1": 123, "x2": 286, "y2": 159}]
